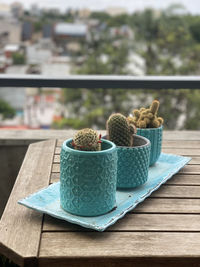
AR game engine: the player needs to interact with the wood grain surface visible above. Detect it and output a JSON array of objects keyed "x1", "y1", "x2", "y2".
[
  {"x1": 1, "y1": 131, "x2": 200, "y2": 267},
  {"x1": 0, "y1": 140, "x2": 56, "y2": 267},
  {"x1": 39, "y1": 232, "x2": 200, "y2": 257}
]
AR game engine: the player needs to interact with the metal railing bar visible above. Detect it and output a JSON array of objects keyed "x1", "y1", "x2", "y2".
[{"x1": 0, "y1": 74, "x2": 200, "y2": 88}]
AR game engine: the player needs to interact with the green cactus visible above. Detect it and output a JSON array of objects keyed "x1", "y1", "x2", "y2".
[
  {"x1": 133, "y1": 109, "x2": 140, "y2": 119},
  {"x1": 150, "y1": 100, "x2": 160, "y2": 115},
  {"x1": 127, "y1": 116, "x2": 137, "y2": 125},
  {"x1": 138, "y1": 119, "x2": 147, "y2": 128},
  {"x1": 72, "y1": 128, "x2": 101, "y2": 151},
  {"x1": 106, "y1": 113, "x2": 136, "y2": 147},
  {"x1": 157, "y1": 117, "x2": 164, "y2": 125},
  {"x1": 129, "y1": 100, "x2": 164, "y2": 128},
  {"x1": 150, "y1": 118, "x2": 160, "y2": 128}
]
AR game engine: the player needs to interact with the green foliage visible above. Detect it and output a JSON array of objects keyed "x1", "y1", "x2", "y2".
[
  {"x1": 90, "y1": 11, "x2": 111, "y2": 22},
  {"x1": 145, "y1": 89, "x2": 197, "y2": 129},
  {"x1": 52, "y1": 117, "x2": 86, "y2": 129},
  {"x1": 0, "y1": 99, "x2": 15, "y2": 119},
  {"x1": 12, "y1": 53, "x2": 26, "y2": 65},
  {"x1": 73, "y1": 128, "x2": 101, "y2": 151},
  {"x1": 189, "y1": 16, "x2": 200, "y2": 43},
  {"x1": 33, "y1": 21, "x2": 43, "y2": 32},
  {"x1": 128, "y1": 8, "x2": 200, "y2": 130},
  {"x1": 51, "y1": 7, "x2": 200, "y2": 130},
  {"x1": 106, "y1": 113, "x2": 136, "y2": 147},
  {"x1": 184, "y1": 90, "x2": 200, "y2": 129},
  {"x1": 59, "y1": 29, "x2": 132, "y2": 129},
  {"x1": 132, "y1": 9, "x2": 159, "y2": 43},
  {"x1": 107, "y1": 14, "x2": 129, "y2": 27}
]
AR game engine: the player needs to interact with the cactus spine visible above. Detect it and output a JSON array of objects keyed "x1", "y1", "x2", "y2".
[
  {"x1": 72, "y1": 128, "x2": 101, "y2": 151},
  {"x1": 128, "y1": 100, "x2": 164, "y2": 129},
  {"x1": 106, "y1": 113, "x2": 136, "y2": 147}
]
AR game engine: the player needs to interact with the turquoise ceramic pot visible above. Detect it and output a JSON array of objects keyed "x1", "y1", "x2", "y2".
[
  {"x1": 137, "y1": 126, "x2": 163, "y2": 166},
  {"x1": 60, "y1": 138, "x2": 117, "y2": 216},
  {"x1": 117, "y1": 135, "x2": 151, "y2": 189}
]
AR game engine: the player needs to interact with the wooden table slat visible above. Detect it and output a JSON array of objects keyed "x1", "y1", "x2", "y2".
[
  {"x1": 166, "y1": 174, "x2": 200, "y2": 185},
  {"x1": 163, "y1": 148, "x2": 200, "y2": 156},
  {"x1": 2, "y1": 133, "x2": 200, "y2": 267},
  {"x1": 134, "y1": 198, "x2": 200, "y2": 214},
  {"x1": 150, "y1": 185, "x2": 200, "y2": 198},
  {"x1": 42, "y1": 213, "x2": 200, "y2": 232},
  {"x1": 39, "y1": 232, "x2": 200, "y2": 258},
  {"x1": 0, "y1": 140, "x2": 56, "y2": 266}
]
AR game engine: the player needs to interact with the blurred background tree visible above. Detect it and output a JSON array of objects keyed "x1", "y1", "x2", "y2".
[
  {"x1": 12, "y1": 53, "x2": 26, "y2": 65},
  {"x1": 0, "y1": 99, "x2": 15, "y2": 119},
  {"x1": 53, "y1": 5, "x2": 200, "y2": 130}
]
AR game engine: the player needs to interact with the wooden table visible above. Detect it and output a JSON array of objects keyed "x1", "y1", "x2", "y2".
[{"x1": 0, "y1": 131, "x2": 200, "y2": 267}]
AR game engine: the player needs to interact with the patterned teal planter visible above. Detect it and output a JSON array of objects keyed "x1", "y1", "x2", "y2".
[
  {"x1": 60, "y1": 138, "x2": 117, "y2": 216},
  {"x1": 116, "y1": 135, "x2": 151, "y2": 189},
  {"x1": 137, "y1": 126, "x2": 163, "y2": 166}
]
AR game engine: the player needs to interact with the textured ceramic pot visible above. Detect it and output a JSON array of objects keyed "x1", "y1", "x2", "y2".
[
  {"x1": 116, "y1": 135, "x2": 151, "y2": 189},
  {"x1": 137, "y1": 126, "x2": 163, "y2": 166},
  {"x1": 60, "y1": 138, "x2": 117, "y2": 216}
]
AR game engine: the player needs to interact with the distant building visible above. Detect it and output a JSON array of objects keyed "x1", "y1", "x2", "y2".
[
  {"x1": 24, "y1": 88, "x2": 62, "y2": 129},
  {"x1": 0, "y1": 4, "x2": 11, "y2": 19},
  {"x1": 30, "y1": 4, "x2": 41, "y2": 17},
  {"x1": 78, "y1": 8, "x2": 91, "y2": 19},
  {"x1": 26, "y1": 44, "x2": 52, "y2": 65},
  {"x1": 4, "y1": 44, "x2": 20, "y2": 58},
  {"x1": 43, "y1": 24, "x2": 53, "y2": 39},
  {"x1": 42, "y1": 7, "x2": 60, "y2": 15},
  {"x1": 10, "y1": 2, "x2": 24, "y2": 19},
  {"x1": 22, "y1": 21, "x2": 33, "y2": 41},
  {"x1": 105, "y1": 7, "x2": 127, "y2": 17},
  {"x1": 110, "y1": 25, "x2": 134, "y2": 39},
  {"x1": 54, "y1": 23, "x2": 87, "y2": 39},
  {"x1": 54, "y1": 23, "x2": 87, "y2": 53},
  {"x1": 0, "y1": 21, "x2": 21, "y2": 46},
  {"x1": 38, "y1": 38, "x2": 55, "y2": 50},
  {"x1": 0, "y1": 56, "x2": 7, "y2": 72}
]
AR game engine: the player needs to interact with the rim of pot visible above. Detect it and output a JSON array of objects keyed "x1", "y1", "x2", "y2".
[
  {"x1": 62, "y1": 138, "x2": 116, "y2": 155},
  {"x1": 125, "y1": 134, "x2": 150, "y2": 148},
  {"x1": 137, "y1": 125, "x2": 163, "y2": 131},
  {"x1": 102, "y1": 134, "x2": 150, "y2": 148}
]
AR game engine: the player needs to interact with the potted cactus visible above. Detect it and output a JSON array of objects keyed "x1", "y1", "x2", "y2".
[
  {"x1": 60, "y1": 128, "x2": 117, "y2": 216},
  {"x1": 106, "y1": 113, "x2": 151, "y2": 189},
  {"x1": 127, "y1": 100, "x2": 164, "y2": 166}
]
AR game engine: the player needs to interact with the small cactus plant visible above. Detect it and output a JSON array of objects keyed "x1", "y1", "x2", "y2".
[
  {"x1": 128, "y1": 100, "x2": 164, "y2": 129},
  {"x1": 106, "y1": 113, "x2": 136, "y2": 147},
  {"x1": 72, "y1": 128, "x2": 102, "y2": 151}
]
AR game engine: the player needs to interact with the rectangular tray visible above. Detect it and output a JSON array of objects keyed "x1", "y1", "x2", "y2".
[{"x1": 18, "y1": 153, "x2": 191, "y2": 231}]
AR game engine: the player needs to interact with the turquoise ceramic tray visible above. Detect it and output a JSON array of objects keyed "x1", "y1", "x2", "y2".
[{"x1": 18, "y1": 153, "x2": 191, "y2": 232}]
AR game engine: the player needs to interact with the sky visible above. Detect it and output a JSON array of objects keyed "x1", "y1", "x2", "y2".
[{"x1": 1, "y1": 0, "x2": 200, "y2": 14}]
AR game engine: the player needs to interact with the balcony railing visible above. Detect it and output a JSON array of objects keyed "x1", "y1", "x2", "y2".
[
  {"x1": 0, "y1": 74, "x2": 200, "y2": 88},
  {"x1": 1, "y1": 74, "x2": 200, "y2": 217}
]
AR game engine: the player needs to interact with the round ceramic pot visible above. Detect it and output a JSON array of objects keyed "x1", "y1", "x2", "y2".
[
  {"x1": 116, "y1": 135, "x2": 150, "y2": 189},
  {"x1": 137, "y1": 126, "x2": 163, "y2": 166},
  {"x1": 60, "y1": 138, "x2": 117, "y2": 216}
]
